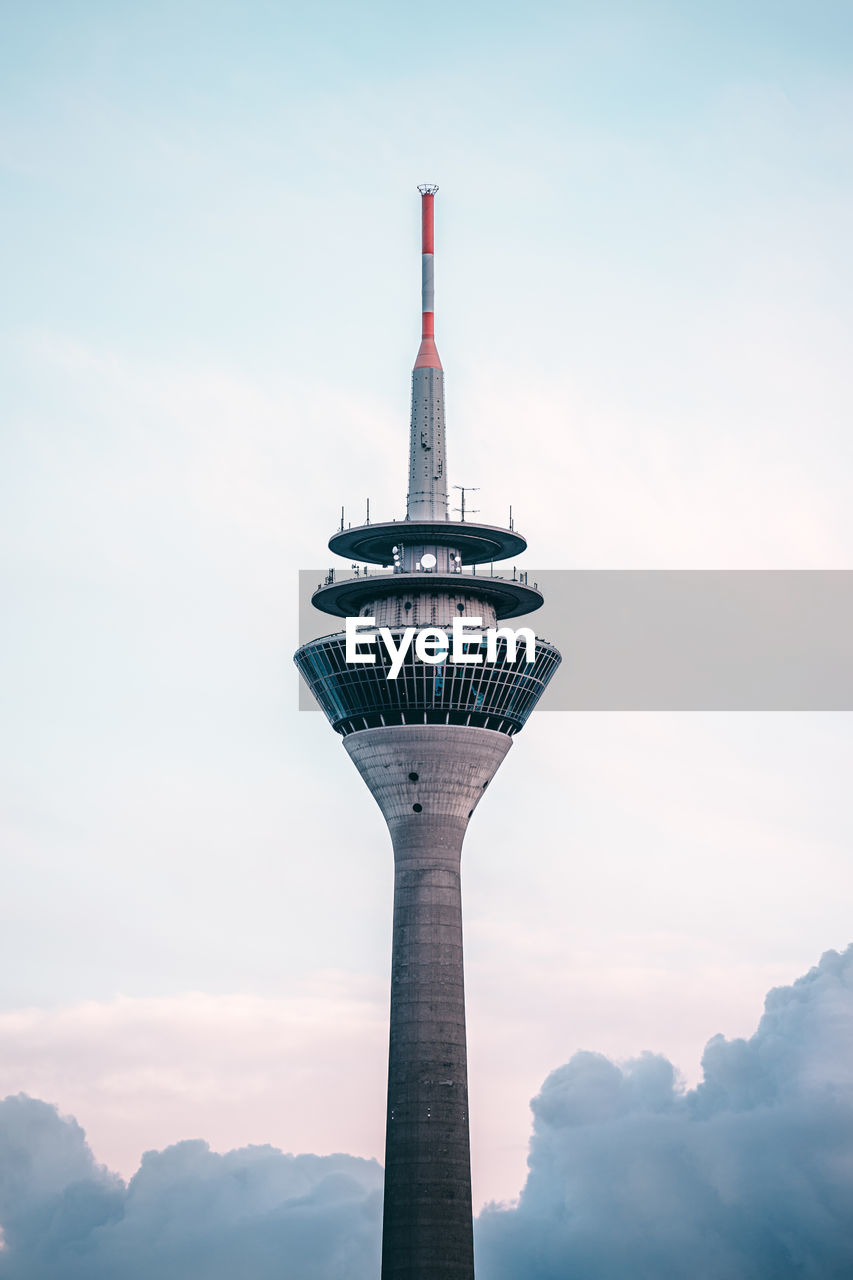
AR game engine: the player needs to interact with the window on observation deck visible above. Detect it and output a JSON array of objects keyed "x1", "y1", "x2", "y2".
[{"x1": 295, "y1": 633, "x2": 560, "y2": 737}]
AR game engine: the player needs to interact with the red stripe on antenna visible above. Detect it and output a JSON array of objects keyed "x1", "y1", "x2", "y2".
[{"x1": 421, "y1": 193, "x2": 434, "y2": 254}]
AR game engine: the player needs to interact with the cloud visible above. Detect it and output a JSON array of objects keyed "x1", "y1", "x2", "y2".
[
  {"x1": 2, "y1": 948, "x2": 853, "y2": 1277},
  {"x1": 0, "y1": 1097, "x2": 381, "y2": 1280},
  {"x1": 477, "y1": 945, "x2": 853, "y2": 1279}
]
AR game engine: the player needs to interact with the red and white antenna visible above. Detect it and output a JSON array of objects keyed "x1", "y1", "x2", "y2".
[
  {"x1": 407, "y1": 184, "x2": 448, "y2": 520},
  {"x1": 415, "y1": 183, "x2": 442, "y2": 371}
]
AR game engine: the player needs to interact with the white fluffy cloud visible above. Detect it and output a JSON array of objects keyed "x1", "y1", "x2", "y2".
[
  {"x1": 2, "y1": 948, "x2": 853, "y2": 1277},
  {"x1": 0, "y1": 1097, "x2": 381, "y2": 1279},
  {"x1": 478, "y1": 945, "x2": 853, "y2": 1279}
]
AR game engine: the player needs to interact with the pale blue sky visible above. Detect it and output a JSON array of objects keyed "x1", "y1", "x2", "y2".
[{"x1": 2, "y1": 0, "x2": 853, "y2": 1208}]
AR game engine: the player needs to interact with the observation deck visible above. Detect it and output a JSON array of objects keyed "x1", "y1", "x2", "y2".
[{"x1": 296, "y1": 630, "x2": 561, "y2": 737}]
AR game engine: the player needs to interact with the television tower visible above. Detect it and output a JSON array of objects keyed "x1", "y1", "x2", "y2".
[{"x1": 295, "y1": 187, "x2": 560, "y2": 1279}]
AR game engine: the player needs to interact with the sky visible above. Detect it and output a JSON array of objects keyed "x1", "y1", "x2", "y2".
[{"x1": 2, "y1": 0, "x2": 853, "y2": 1272}]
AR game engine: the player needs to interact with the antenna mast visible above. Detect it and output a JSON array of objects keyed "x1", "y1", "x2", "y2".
[{"x1": 407, "y1": 185, "x2": 448, "y2": 520}]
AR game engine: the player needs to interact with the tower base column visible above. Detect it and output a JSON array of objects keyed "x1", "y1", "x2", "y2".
[{"x1": 344, "y1": 726, "x2": 513, "y2": 1280}]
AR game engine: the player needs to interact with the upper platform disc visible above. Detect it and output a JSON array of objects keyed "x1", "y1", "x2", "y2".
[
  {"x1": 328, "y1": 519, "x2": 527, "y2": 566},
  {"x1": 310, "y1": 570, "x2": 543, "y2": 620}
]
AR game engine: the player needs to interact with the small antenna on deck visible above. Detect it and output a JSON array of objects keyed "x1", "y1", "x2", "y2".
[{"x1": 453, "y1": 485, "x2": 480, "y2": 522}]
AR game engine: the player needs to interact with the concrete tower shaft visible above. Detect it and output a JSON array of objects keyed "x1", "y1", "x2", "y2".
[
  {"x1": 345, "y1": 726, "x2": 512, "y2": 1280},
  {"x1": 408, "y1": 186, "x2": 448, "y2": 522}
]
